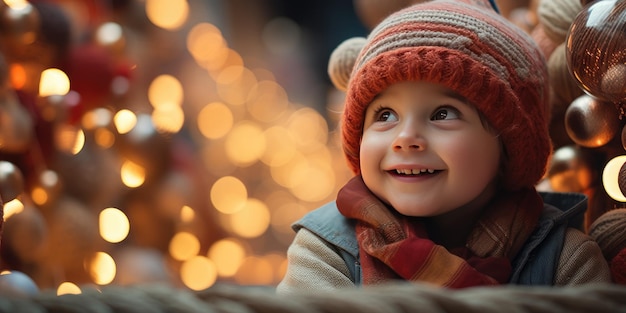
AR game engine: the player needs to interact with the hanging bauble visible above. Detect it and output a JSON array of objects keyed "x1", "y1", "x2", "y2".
[
  {"x1": 538, "y1": 0, "x2": 583, "y2": 44},
  {"x1": 0, "y1": 2, "x2": 40, "y2": 59},
  {"x1": 547, "y1": 145, "x2": 593, "y2": 192},
  {"x1": 548, "y1": 43, "x2": 585, "y2": 107},
  {"x1": 565, "y1": 94, "x2": 621, "y2": 147},
  {"x1": 566, "y1": 0, "x2": 626, "y2": 102},
  {"x1": 0, "y1": 91, "x2": 34, "y2": 153},
  {"x1": 0, "y1": 201, "x2": 47, "y2": 268},
  {"x1": 0, "y1": 161, "x2": 24, "y2": 202}
]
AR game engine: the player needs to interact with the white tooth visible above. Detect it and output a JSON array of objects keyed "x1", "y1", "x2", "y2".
[
  {"x1": 420, "y1": 169, "x2": 427, "y2": 173},
  {"x1": 411, "y1": 169, "x2": 418, "y2": 175},
  {"x1": 428, "y1": 169, "x2": 435, "y2": 173}
]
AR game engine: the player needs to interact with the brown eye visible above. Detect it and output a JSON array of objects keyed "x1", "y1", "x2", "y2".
[
  {"x1": 376, "y1": 109, "x2": 398, "y2": 122},
  {"x1": 431, "y1": 107, "x2": 460, "y2": 121}
]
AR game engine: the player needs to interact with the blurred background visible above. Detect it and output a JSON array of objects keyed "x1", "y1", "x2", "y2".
[{"x1": 0, "y1": 0, "x2": 625, "y2": 295}]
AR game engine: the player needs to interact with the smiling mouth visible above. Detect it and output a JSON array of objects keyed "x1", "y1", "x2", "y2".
[{"x1": 392, "y1": 169, "x2": 441, "y2": 176}]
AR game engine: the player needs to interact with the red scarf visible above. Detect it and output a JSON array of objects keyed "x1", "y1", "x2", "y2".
[{"x1": 336, "y1": 176, "x2": 543, "y2": 288}]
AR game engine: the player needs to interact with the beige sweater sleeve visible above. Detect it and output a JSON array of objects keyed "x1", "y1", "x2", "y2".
[
  {"x1": 554, "y1": 228, "x2": 612, "y2": 285},
  {"x1": 276, "y1": 228, "x2": 355, "y2": 295}
]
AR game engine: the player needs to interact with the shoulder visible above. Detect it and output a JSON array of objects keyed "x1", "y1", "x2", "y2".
[
  {"x1": 293, "y1": 201, "x2": 359, "y2": 256},
  {"x1": 555, "y1": 228, "x2": 612, "y2": 285},
  {"x1": 538, "y1": 191, "x2": 586, "y2": 229},
  {"x1": 511, "y1": 192, "x2": 589, "y2": 284}
]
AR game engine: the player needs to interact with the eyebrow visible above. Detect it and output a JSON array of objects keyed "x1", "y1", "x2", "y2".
[{"x1": 442, "y1": 89, "x2": 467, "y2": 103}]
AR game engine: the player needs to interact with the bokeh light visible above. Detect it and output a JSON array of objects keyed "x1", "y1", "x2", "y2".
[
  {"x1": 197, "y1": 102, "x2": 233, "y2": 139},
  {"x1": 99, "y1": 208, "x2": 130, "y2": 244},
  {"x1": 88, "y1": 252, "x2": 117, "y2": 285},
  {"x1": 208, "y1": 238, "x2": 246, "y2": 277},
  {"x1": 169, "y1": 231, "x2": 200, "y2": 261},
  {"x1": 224, "y1": 121, "x2": 266, "y2": 166},
  {"x1": 39, "y1": 68, "x2": 70, "y2": 97},
  {"x1": 145, "y1": 0, "x2": 189, "y2": 30},
  {"x1": 228, "y1": 198, "x2": 271, "y2": 238},
  {"x1": 210, "y1": 176, "x2": 247, "y2": 214},
  {"x1": 180, "y1": 256, "x2": 217, "y2": 291},
  {"x1": 57, "y1": 282, "x2": 81, "y2": 295}
]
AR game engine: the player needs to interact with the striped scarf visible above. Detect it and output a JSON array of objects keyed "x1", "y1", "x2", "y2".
[{"x1": 336, "y1": 176, "x2": 543, "y2": 288}]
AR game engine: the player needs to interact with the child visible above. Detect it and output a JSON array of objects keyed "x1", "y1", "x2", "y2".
[{"x1": 276, "y1": 0, "x2": 611, "y2": 294}]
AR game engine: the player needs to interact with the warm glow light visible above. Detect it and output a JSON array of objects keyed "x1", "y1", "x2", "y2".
[
  {"x1": 228, "y1": 198, "x2": 270, "y2": 238},
  {"x1": 224, "y1": 122, "x2": 266, "y2": 166},
  {"x1": 180, "y1": 256, "x2": 217, "y2": 291},
  {"x1": 89, "y1": 252, "x2": 116, "y2": 285},
  {"x1": 197, "y1": 102, "x2": 233, "y2": 139},
  {"x1": 169, "y1": 231, "x2": 200, "y2": 261},
  {"x1": 234, "y1": 256, "x2": 274, "y2": 285},
  {"x1": 210, "y1": 176, "x2": 247, "y2": 214},
  {"x1": 9, "y1": 63, "x2": 26, "y2": 90},
  {"x1": 287, "y1": 108, "x2": 328, "y2": 152},
  {"x1": 270, "y1": 152, "x2": 306, "y2": 188},
  {"x1": 145, "y1": 0, "x2": 189, "y2": 30},
  {"x1": 95, "y1": 22, "x2": 123, "y2": 46},
  {"x1": 3, "y1": 199, "x2": 24, "y2": 219},
  {"x1": 208, "y1": 238, "x2": 246, "y2": 277},
  {"x1": 57, "y1": 282, "x2": 81, "y2": 295},
  {"x1": 289, "y1": 155, "x2": 335, "y2": 202},
  {"x1": 261, "y1": 126, "x2": 296, "y2": 167},
  {"x1": 215, "y1": 66, "x2": 244, "y2": 86},
  {"x1": 120, "y1": 160, "x2": 146, "y2": 188},
  {"x1": 270, "y1": 202, "x2": 308, "y2": 233},
  {"x1": 187, "y1": 23, "x2": 228, "y2": 69},
  {"x1": 39, "y1": 68, "x2": 70, "y2": 97},
  {"x1": 94, "y1": 128, "x2": 115, "y2": 148},
  {"x1": 148, "y1": 74, "x2": 183, "y2": 109},
  {"x1": 152, "y1": 105, "x2": 184, "y2": 133},
  {"x1": 180, "y1": 205, "x2": 195, "y2": 223},
  {"x1": 247, "y1": 80, "x2": 289, "y2": 123},
  {"x1": 4, "y1": 0, "x2": 29, "y2": 9},
  {"x1": 54, "y1": 124, "x2": 85, "y2": 155},
  {"x1": 82, "y1": 108, "x2": 113, "y2": 130},
  {"x1": 215, "y1": 65, "x2": 255, "y2": 106},
  {"x1": 99, "y1": 207, "x2": 130, "y2": 243},
  {"x1": 603, "y1": 155, "x2": 626, "y2": 202},
  {"x1": 114, "y1": 109, "x2": 137, "y2": 134},
  {"x1": 31, "y1": 187, "x2": 48, "y2": 206}
]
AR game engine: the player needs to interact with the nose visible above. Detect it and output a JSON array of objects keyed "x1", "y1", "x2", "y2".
[{"x1": 392, "y1": 122, "x2": 426, "y2": 152}]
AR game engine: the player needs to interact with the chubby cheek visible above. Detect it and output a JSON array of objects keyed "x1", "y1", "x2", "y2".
[
  {"x1": 446, "y1": 136, "x2": 500, "y2": 185},
  {"x1": 359, "y1": 132, "x2": 387, "y2": 173}
]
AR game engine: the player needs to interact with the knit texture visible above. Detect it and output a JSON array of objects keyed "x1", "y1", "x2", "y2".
[
  {"x1": 334, "y1": 0, "x2": 550, "y2": 190},
  {"x1": 336, "y1": 176, "x2": 544, "y2": 287}
]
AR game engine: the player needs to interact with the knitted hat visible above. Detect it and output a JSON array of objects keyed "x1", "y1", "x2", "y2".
[{"x1": 328, "y1": 0, "x2": 551, "y2": 190}]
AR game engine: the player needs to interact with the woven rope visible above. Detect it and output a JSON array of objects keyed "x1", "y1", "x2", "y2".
[{"x1": 1, "y1": 283, "x2": 625, "y2": 313}]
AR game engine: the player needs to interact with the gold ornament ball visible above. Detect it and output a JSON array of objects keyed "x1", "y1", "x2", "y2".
[
  {"x1": 547, "y1": 145, "x2": 593, "y2": 192},
  {"x1": 564, "y1": 94, "x2": 621, "y2": 148}
]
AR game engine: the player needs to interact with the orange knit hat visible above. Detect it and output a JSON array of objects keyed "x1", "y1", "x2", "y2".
[{"x1": 328, "y1": 0, "x2": 551, "y2": 190}]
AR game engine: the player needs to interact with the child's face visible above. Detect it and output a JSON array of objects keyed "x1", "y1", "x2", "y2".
[{"x1": 360, "y1": 81, "x2": 501, "y2": 218}]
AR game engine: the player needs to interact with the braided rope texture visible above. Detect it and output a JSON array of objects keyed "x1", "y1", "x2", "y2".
[{"x1": 1, "y1": 283, "x2": 625, "y2": 313}]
